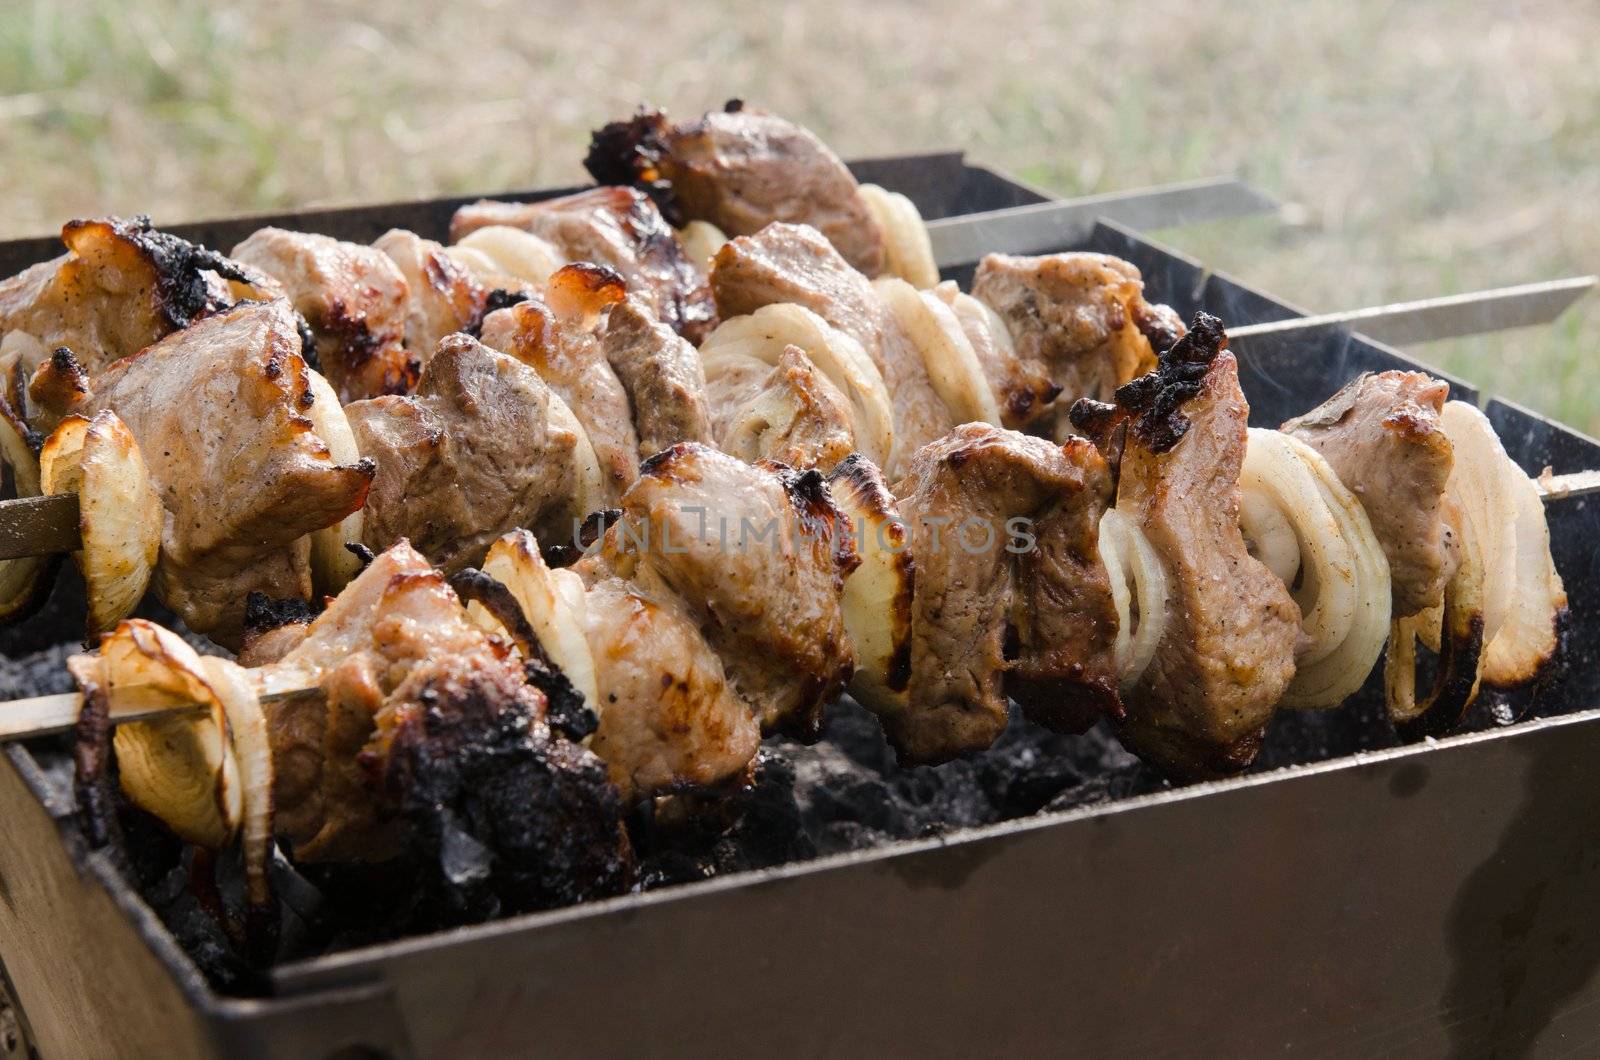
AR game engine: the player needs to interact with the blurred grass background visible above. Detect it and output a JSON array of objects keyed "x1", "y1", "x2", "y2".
[{"x1": 2, "y1": 0, "x2": 1595, "y2": 431}]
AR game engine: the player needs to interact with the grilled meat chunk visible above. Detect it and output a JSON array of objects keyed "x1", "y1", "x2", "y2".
[
  {"x1": 86, "y1": 301, "x2": 373, "y2": 646},
  {"x1": 887, "y1": 425, "x2": 1118, "y2": 763},
  {"x1": 479, "y1": 297, "x2": 640, "y2": 503},
  {"x1": 973, "y1": 252, "x2": 1182, "y2": 438},
  {"x1": 710, "y1": 222, "x2": 950, "y2": 475},
  {"x1": 345, "y1": 333, "x2": 576, "y2": 573},
  {"x1": 1282, "y1": 371, "x2": 1456, "y2": 618},
  {"x1": 230, "y1": 227, "x2": 416, "y2": 401},
  {"x1": 374, "y1": 228, "x2": 491, "y2": 356},
  {"x1": 710, "y1": 345, "x2": 857, "y2": 469},
  {"x1": 449, "y1": 186, "x2": 715, "y2": 343},
  {"x1": 585, "y1": 443, "x2": 857, "y2": 739},
  {"x1": 586, "y1": 102, "x2": 886, "y2": 275},
  {"x1": 1077, "y1": 313, "x2": 1300, "y2": 779},
  {"x1": 0, "y1": 216, "x2": 274, "y2": 386},
  {"x1": 580, "y1": 574, "x2": 761, "y2": 802},
  {"x1": 931, "y1": 280, "x2": 1059, "y2": 430},
  {"x1": 260, "y1": 542, "x2": 632, "y2": 913},
  {"x1": 595, "y1": 296, "x2": 713, "y2": 457}
]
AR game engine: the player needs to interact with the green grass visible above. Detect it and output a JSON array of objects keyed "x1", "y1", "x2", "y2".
[{"x1": 2, "y1": 0, "x2": 1596, "y2": 433}]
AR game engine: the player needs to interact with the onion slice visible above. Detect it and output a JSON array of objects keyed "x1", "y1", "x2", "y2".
[
  {"x1": 453, "y1": 225, "x2": 564, "y2": 288},
  {"x1": 1241, "y1": 429, "x2": 1358, "y2": 669},
  {"x1": 858, "y1": 183, "x2": 939, "y2": 289},
  {"x1": 826, "y1": 455, "x2": 914, "y2": 717},
  {"x1": 700, "y1": 304, "x2": 895, "y2": 467},
  {"x1": 678, "y1": 220, "x2": 728, "y2": 266},
  {"x1": 1099, "y1": 508, "x2": 1168, "y2": 690},
  {"x1": 1439, "y1": 401, "x2": 1565, "y2": 687},
  {"x1": 872, "y1": 277, "x2": 1004, "y2": 428},
  {"x1": 40, "y1": 411, "x2": 162, "y2": 635},
  {"x1": 198, "y1": 656, "x2": 275, "y2": 918},
  {"x1": 474, "y1": 529, "x2": 601, "y2": 715},
  {"x1": 303, "y1": 368, "x2": 368, "y2": 596},
  {"x1": 1278, "y1": 435, "x2": 1392, "y2": 708},
  {"x1": 96, "y1": 620, "x2": 243, "y2": 850},
  {"x1": 0, "y1": 347, "x2": 53, "y2": 622}
]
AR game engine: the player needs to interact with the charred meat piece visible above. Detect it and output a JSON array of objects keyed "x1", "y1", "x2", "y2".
[
  {"x1": 374, "y1": 228, "x2": 492, "y2": 357},
  {"x1": 230, "y1": 227, "x2": 416, "y2": 401},
  {"x1": 595, "y1": 295, "x2": 713, "y2": 457},
  {"x1": 479, "y1": 296, "x2": 640, "y2": 504},
  {"x1": 86, "y1": 301, "x2": 373, "y2": 646},
  {"x1": 710, "y1": 222, "x2": 951, "y2": 474},
  {"x1": 345, "y1": 333, "x2": 576, "y2": 573},
  {"x1": 450, "y1": 186, "x2": 716, "y2": 343},
  {"x1": 260, "y1": 542, "x2": 631, "y2": 914},
  {"x1": 709, "y1": 345, "x2": 857, "y2": 470},
  {"x1": 0, "y1": 216, "x2": 275, "y2": 386},
  {"x1": 973, "y1": 252, "x2": 1182, "y2": 439},
  {"x1": 887, "y1": 425, "x2": 1119, "y2": 763},
  {"x1": 586, "y1": 102, "x2": 887, "y2": 275},
  {"x1": 1282, "y1": 371, "x2": 1456, "y2": 619},
  {"x1": 584, "y1": 443, "x2": 857, "y2": 739},
  {"x1": 1075, "y1": 313, "x2": 1300, "y2": 779}
]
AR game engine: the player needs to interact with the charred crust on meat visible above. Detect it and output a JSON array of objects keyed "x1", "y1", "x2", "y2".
[
  {"x1": 583, "y1": 107, "x2": 683, "y2": 225},
  {"x1": 767, "y1": 462, "x2": 863, "y2": 580},
  {"x1": 1132, "y1": 300, "x2": 1187, "y2": 355},
  {"x1": 1073, "y1": 311, "x2": 1229, "y2": 456},
  {"x1": 68, "y1": 216, "x2": 265, "y2": 332},
  {"x1": 723, "y1": 98, "x2": 745, "y2": 113},
  {"x1": 465, "y1": 289, "x2": 530, "y2": 337},
  {"x1": 524, "y1": 660, "x2": 598, "y2": 742},
  {"x1": 344, "y1": 541, "x2": 377, "y2": 572},
  {"x1": 638, "y1": 441, "x2": 703, "y2": 482},
  {"x1": 383, "y1": 673, "x2": 633, "y2": 920},
  {"x1": 293, "y1": 312, "x2": 321, "y2": 373},
  {"x1": 242, "y1": 591, "x2": 317, "y2": 641}
]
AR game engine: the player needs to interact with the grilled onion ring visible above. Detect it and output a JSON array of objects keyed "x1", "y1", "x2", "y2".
[
  {"x1": 304, "y1": 368, "x2": 368, "y2": 596},
  {"x1": 1098, "y1": 508, "x2": 1168, "y2": 690},
  {"x1": 476, "y1": 529, "x2": 601, "y2": 715},
  {"x1": 0, "y1": 336, "x2": 53, "y2": 622},
  {"x1": 827, "y1": 455, "x2": 914, "y2": 717},
  {"x1": 40, "y1": 411, "x2": 162, "y2": 636},
  {"x1": 859, "y1": 183, "x2": 939, "y2": 288},
  {"x1": 198, "y1": 656, "x2": 274, "y2": 917},
  {"x1": 453, "y1": 225, "x2": 564, "y2": 288},
  {"x1": 700, "y1": 304, "x2": 895, "y2": 467},
  {"x1": 678, "y1": 220, "x2": 728, "y2": 266},
  {"x1": 872, "y1": 277, "x2": 1004, "y2": 428}
]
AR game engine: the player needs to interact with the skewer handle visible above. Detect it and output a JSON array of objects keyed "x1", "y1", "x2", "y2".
[{"x1": 0, "y1": 690, "x2": 205, "y2": 741}]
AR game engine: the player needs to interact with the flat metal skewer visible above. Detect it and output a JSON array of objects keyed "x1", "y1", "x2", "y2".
[
  {"x1": 2, "y1": 469, "x2": 1595, "y2": 745},
  {"x1": 927, "y1": 176, "x2": 1280, "y2": 267},
  {"x1": 1229, "y1": 276, "x2": 1599, "y2": 346}
]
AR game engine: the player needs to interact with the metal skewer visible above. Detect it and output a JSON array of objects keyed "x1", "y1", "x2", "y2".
[
  {"x1": 0, "y1": 275, "x2": 1592, "y2": 564},
  {"x1": 2, "y1": 468, "x2": 1595, "y2": 745}
]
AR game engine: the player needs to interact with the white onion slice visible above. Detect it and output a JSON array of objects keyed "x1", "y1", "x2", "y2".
[
  {"x1": 1439, "y1": 401, "x2": 1566, "y2": 687},
  {"x1": 454, "y1": 225, "x2": 564, "y2": 288},
  {"x1": 303, "y1": 368, "x2": 368, "y2": 596},
  {"x1": 1238, "y1": 487, "x2": 1301, "y2": 588},
  {"x1": 1241, "y1": 429, "x2": 1357, "y2": 668},
  {"x1": 872, "y1": 277, "x2": 1004, "y2": 428},
  {"x1": 198, "y1": 656, "x2": 274, "y2": 912},
  {"x1": 858, "y1": 183, "x2": 939, "y2": 288},
  {"x1": 1439, "y1": 402, "x2": 1516, "y2": 647},
  {"x1": 476, "y1": 529, "x2": 602, "y2": 716},
  {"x1": 678, "y1": 220, "x2": 728, "y2": 266},
  {"x1": 1278, "y1": 435, "x2": 1392, "y2": 708},
  {"x1": 1099, "y1": 508, "x2": 1168, "y2": 690}
]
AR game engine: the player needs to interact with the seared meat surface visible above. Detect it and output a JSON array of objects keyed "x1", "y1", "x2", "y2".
[
  {"x1": 586, "y1": 102, "x2": 887, "y2": 275},
  {"x1": 973, "y1": 252, "x2": 1182, "y2": 439},
  {"x1": 258, "y1": 541, "x2": 632, "y2": 913},
  {"x1": 887, "y1": 425, "x2": 1118, "y2": 763},
  {"x1": 450, "y1": 186, "x2": 716, "y2": 343},
  {"x1": 581, "y1": 573, "x2": 760, "y2": 801},
  {"x1": 1075, "y1": 314, "x2": 1300, "y2": 779},
  {"x1": 373, "y1": 228, "x2": 491, "y2": 357},
  {"x1": 930, "y1": 280, "x2": 1059, "y2": 429},
  {"x1": 710, "y1": 345, "x2": 857, "y2": 470},
  {"x1": 595, "y1": 296, "x2": 713, "y2": 457},
  {"x1": 230, "y1": 227, "x2": 416, "y2": 402},
  {"x1": 479, "y1": 297, "x2": 640, "y2": 504},
  {"x1": 710, "y1": 222, "x2": 950, "y2": 474},
  {"x1": 586, "y1": 443, "x2": 857, "y2": 739},
  {"x1": 345, "y1": 333, "x2": 576, "y2": 572},
  {"x1": 0, "y1": 216, "x2": 274, "y2": 386},
  {"x1": 1282, "y1": 371, "x2": 1456, "y2": 618},
  {"x1": 86, "y1": 301, "x2": 372, "y2": 645}
]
